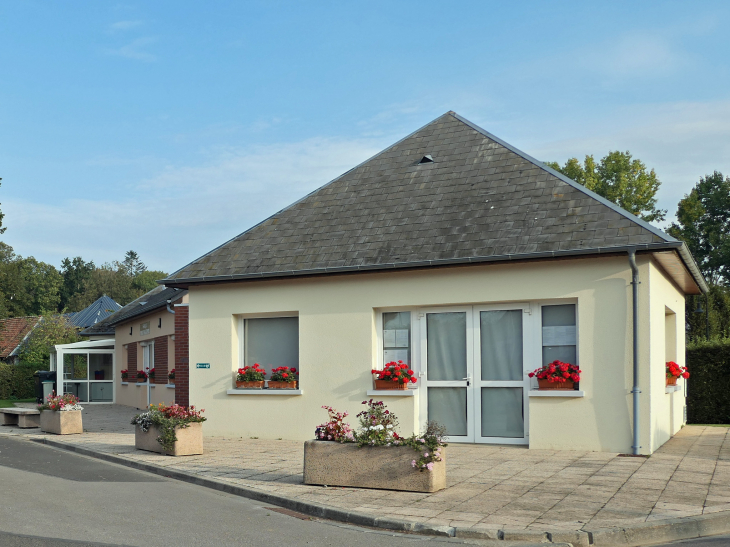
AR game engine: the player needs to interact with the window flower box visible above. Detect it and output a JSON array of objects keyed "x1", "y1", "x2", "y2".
[
  {"x1": 303, "y1": 440, "x2": 445, "y2": 492},
  {"x1": 372, "y1": 361, "x2": 416, "y2": 390},
  {"x1": 268, "y1": 367, "x2": 298, "y2": 389},
  {"x1": 268, "y1": 381, "x2": 298, "y2": 389},
  {"x1": 236, "y1": 381, "x2": 264, "y2": 389},
  {"x1": 530, "y1": 361, "x2": 580, "y2": 390}
]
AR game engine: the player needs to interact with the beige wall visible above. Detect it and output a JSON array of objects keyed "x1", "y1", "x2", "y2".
[
  {"x1": 114, "y1": 306, "x2": 178, "y2": 410},
  {"x1": 187, "y1": 255, "x2": 688, "y2": 454}
]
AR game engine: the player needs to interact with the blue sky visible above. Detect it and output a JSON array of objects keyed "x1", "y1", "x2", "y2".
[{"x1": 2, "y1": 1, "x2": 729, "y2": 273}]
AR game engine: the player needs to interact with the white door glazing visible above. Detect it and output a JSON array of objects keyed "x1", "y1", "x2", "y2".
[{"x1": 420, "y1": 305, "x2": 530, "y2": 444}]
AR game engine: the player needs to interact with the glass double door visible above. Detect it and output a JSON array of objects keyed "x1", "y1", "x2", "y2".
[{"x1": 419, "y1": 305, "x2": 530, "y2": 444}]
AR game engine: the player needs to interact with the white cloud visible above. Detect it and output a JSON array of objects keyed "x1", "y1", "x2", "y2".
[
  {"x1": 109, "y1": 20, "x2": 143, "y2": 32},
  {"x1": 3, "y1": 137, "x2": 382, "y2": 272},
  {"x1": 106, "y1": 37, "x2": 157, "y2": 62}
]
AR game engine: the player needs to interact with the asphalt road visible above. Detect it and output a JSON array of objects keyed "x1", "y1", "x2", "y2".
[
  {"x1": 0, "y1": 436, "x2": 484, "y2": 547},
  {"x1": 1, "y1": 436, "x2": 729, "y2": 547}
]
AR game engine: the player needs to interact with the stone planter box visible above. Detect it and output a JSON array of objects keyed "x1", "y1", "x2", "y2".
[
  {"x1": 134, "y1": 422, "x2": 203, "y2": 456},
  {"x1": 303, "y1": 440, "x2": 445, "y2": 493},
  {"x1": 40, "y1": 410, "x2": 83, "y2": 435}
]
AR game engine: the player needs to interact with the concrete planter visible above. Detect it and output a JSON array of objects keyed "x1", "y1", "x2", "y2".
[
  {"x1": 40, "y1": 410, "x2": 83, "y2": 435},
  {"x1": 303, "y1": 440, "x2": 445, "y2": 493},
  {"x1": 134, "y1": 422, "x2": 203, "y2": 456}
]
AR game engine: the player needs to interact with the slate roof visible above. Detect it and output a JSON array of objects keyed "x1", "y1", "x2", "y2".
[
  {"x1": 0, "y1": 316, "x2": 40, "y2": 359},
  {"x1": 67, "y1": 295, "x2": 122, "y2": 329},
  {"x1": 79, "y1": 286, "x2": 187, "y2": 337},
  {"x1": 163, "y1": 112, "x2": 707, "y2": 292}
]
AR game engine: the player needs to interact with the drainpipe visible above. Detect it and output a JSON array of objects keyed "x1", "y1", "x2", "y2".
[
  {"x1": 166, "y1": 300, "x2": 175, "y2": 314},
  {"x1": 628, "y1": 250, "x2": 641, "y2": 455}
]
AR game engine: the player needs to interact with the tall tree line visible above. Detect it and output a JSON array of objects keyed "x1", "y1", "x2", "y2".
[{"x1": 549, "y1": 153, "x2": 730, "y2": 340}]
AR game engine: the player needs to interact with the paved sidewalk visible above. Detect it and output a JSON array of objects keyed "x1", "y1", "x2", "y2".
[{"x1": 3, "y1": 404, "x2": 730, "y2": 538}]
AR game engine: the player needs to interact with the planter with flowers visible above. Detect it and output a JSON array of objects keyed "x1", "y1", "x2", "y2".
[
  {"x1": 121, "y1": 369, "x2": 129, "y2": 381},
  {"x1": 304, "y1": 400, "x2": 446, "y2": 493},
  {"x1": 236, "y1": 363, "x2": 266, "y2": 388},
  {"x1": 132, "y1": 403, "x2": 206, "y2": 456},
  {"x1": 372, "y1": 361, "x2": 417, "y2": 390},
  {"x1": 136, "y1": 370, "x2": 148, "y2": 383},
  {"x1": 529, "y1": 360, "x2": 581, "y2": 390},
  {"x1": 268, "y1": 366, "x2": 298, "y2": 389},
  {"x1": 148, "y1": 368, "x2": 156, "y2": 383},
  {"x1": 666, "y1": 361, "x2": 689, "y2": 386},
  {"x1": 168, "y1": 369, "x2": 175, "y2": 384},
  {"x1": 38, "y1": 392, "x2": 83, "y2": 435}
]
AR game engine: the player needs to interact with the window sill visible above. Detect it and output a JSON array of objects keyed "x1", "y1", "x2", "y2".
[
  {"x1": 121, "y1": 382, "x2": 129, "y2": 385},
  {"x1": 166, "y1": 384, "x2": 175, "y2": 389},
  {"x1": 227, "y1": 388, "x2": 303, "y2": 396},
  {"x1": 366, "y1": 389, "x2": 416, "y2": 397},
  {"x1": 666, "y1": 385, "x2": 682, "y2": 394},
  {"x1": 529, "y1": 390, "x2": 585, "y2": 398},
  {"x1": 135, "y1": 383, "x2": 151, "y2": 387}
]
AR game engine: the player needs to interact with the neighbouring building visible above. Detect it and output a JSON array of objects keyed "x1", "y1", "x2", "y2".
[
  {"x1": 0, "y1": 316, "x2": 40, "y2": 364},
  {"x1": 160, "y1": 112, "x2": 705, "y2": 454}
]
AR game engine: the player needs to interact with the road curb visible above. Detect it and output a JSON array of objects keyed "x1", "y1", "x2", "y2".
[{"x1": 29, "y1": 437, "x2": 730, "y2": 545}]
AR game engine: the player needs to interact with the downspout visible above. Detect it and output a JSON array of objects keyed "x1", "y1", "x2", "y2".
[
  {"x1": 628, "y1": 250, "x2": 641, "y2": 455},
  {"x1": 166, "y1": 300, "x2": 175, "y2": 314}
]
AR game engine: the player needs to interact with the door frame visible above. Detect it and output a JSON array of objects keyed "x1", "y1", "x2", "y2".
[
  {"x1": 473, "y1": 303, "x2": 532, "y2": 445},
  {"x1": 416, "y1": 303, "x2": 532, "y2": 445},
  {"x1": 418, "y1": 307, "x2": 476, "y2": 443}
]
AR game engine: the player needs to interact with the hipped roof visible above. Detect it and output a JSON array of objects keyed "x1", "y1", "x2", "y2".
[{"x1": 163, "y1": 112, "x2": 707, "y2": 294}]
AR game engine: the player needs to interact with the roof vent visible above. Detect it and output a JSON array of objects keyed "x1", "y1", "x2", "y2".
[{"x1": 418, "y1": 155, "x2": 434, "y2": 164}]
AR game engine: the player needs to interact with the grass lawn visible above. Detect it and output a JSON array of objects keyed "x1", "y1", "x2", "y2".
[{"x1": 0, "y1": 399, "x2": 35, "y2": 408}]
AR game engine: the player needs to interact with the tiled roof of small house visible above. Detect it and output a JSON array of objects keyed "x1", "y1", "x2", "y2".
[
  {"x1": 0, "y1": 316, "x2": 40, "y2": 359},
  {"x1": 79, "y1": 286, "x2": 187, "y2": 336},
  {"x1": 163, "y1": 112, "x2": 707, "y2": 293}
]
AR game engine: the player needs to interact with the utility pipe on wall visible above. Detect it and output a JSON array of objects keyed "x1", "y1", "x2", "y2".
[
  {"x1": 628, "y1": 250, "x2": 641, "y2": 455},
  {"x1": 166, "y1": 300, "x2": 175, "y2": 314}
]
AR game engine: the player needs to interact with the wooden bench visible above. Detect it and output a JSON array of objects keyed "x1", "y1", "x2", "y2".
[{"x1": 0, "y1": 407, "x2": 41, "y2": 428}]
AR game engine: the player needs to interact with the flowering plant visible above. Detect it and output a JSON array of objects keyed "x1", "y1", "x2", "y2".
[
  {"x1": 372, "y1": 361, "x2": 417, "y2": 385},
  {"x1": 269, "y1": 366, "x2": 297, "y2": 383},
  {"x1": 131, "y1": 403, "x2": 206, "y2": 452},
  {"x1": 121, "y1": 369, "x2": 128, "y2": 380},
  {"x1": 354, "y1": 399, "x2": 401, "y2": 446},
  {"x1": 528, "y1": 360, "x2": 581, "y2": 383},
  {"x1": 666, "y1": 361, "x2": 689, "y2": 380},
  {"x1": 148, "y1": 367, "x2": 156, "y2": 380},
  {"x1": 168, "y1": 369, "x2": 175, "y2": 381},
  {"x1": 407, "y1": 421, "x2": 447, "y2": 472},
  {"x1": 38, "y1": 392, "x2": 83, "y2": 412},
  {"x1": 136, "y1": 369, "x2": 148, "y2": 380},
  {"x1": 315, "y1": 405, "x2": 354, "y2": 442},
  {"x1": 237, "y1": 364, "x2": 265, "y2": 382}
]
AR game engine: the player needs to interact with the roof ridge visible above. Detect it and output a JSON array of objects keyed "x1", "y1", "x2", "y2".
[{"x1": 448, "y1": 111, "x2": 676, "y2": 244}]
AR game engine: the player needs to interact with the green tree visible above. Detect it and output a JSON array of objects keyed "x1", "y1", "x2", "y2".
[
  {"x1": 668, "y1": 171, "x2": 730, "y2": 286},
  {"x1": 132, "y1": 270, "x2": 167, "y2": 293},
  {"x1": 60, "y1": 257, "x2": 95, "y2": 311},
  {"x1": 18, "y1": 312, "x2": 80, "y2": 369},
  {"x1": 122, "y1": 250, "x2": 147, "y2": 277},
  {"x1": 67, "y1": 262, "x2": 137, "y2": 310},
  {"x1": 547, "y1": 151, "x2": 666, "y2": 222},
  {"x1": 0, "y1": 255, "x2": 62, "y2": 317}
]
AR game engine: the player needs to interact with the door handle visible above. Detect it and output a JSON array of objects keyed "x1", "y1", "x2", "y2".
[{"x1": 462, "y1": 376, "x2": 472, "y2": 387}]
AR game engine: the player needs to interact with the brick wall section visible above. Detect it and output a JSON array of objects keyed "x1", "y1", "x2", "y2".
[
  {"x1": 154, "y1": 336, "x2": 168, "y2": 384},
  {"x1": 174, "y1": 304, "x2": 189, "y2": 407},
  {"x1": 127, "y1": 342, "x2": 137, "y2": 376}
]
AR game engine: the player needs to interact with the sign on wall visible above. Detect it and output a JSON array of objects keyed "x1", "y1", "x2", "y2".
[{"x1": 196, "y1": 363, "x2": 211, "y2": 369}]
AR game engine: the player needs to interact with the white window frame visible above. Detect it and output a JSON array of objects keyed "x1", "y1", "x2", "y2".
[{"x1": 237, "y1": 314, "x2": 300, "y2": 370}]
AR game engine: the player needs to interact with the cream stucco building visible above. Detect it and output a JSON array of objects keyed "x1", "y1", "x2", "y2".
[{"x1": 162, "y1": 112, "x2": 706, "y2": 455}]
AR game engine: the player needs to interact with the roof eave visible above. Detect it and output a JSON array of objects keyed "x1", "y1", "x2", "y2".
[{"x1": 165, "y1": 242, "x2": 707, "y2": 293}]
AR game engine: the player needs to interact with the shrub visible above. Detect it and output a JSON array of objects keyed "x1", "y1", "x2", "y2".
[
  {"x1": 0, "y1": 363, "x2": 39, "y2": 400},
  {"x1": 686, "y1": 338, "x2": 730, "y2": 424}
]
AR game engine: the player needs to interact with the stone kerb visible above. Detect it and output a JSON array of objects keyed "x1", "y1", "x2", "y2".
[
  {"x1": 134, "y1": 422, "x2": 203, "y2": 456},
  {"x1": 303, "y1": 440, "x2": 445, "y2": 493},
  {"x1": 40, "y1": 410, "x2": 83, "y2": 435}
]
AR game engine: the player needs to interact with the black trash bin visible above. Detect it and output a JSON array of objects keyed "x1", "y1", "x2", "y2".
[{"x1": 33, "y1": 371, "x2": 56, "y2": 404}]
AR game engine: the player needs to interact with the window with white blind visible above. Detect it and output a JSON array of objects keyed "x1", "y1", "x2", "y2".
[{"x1": 240, "y1": 317, "x2": 299, "y2": 376}]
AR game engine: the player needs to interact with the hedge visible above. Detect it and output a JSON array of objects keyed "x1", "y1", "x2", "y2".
[
  {"x1": 686, "y1": 338, "x2": 730, "y2": 424},
  {"x1": 0, "y1": 363, "x2": 47, "y2": 400}
]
